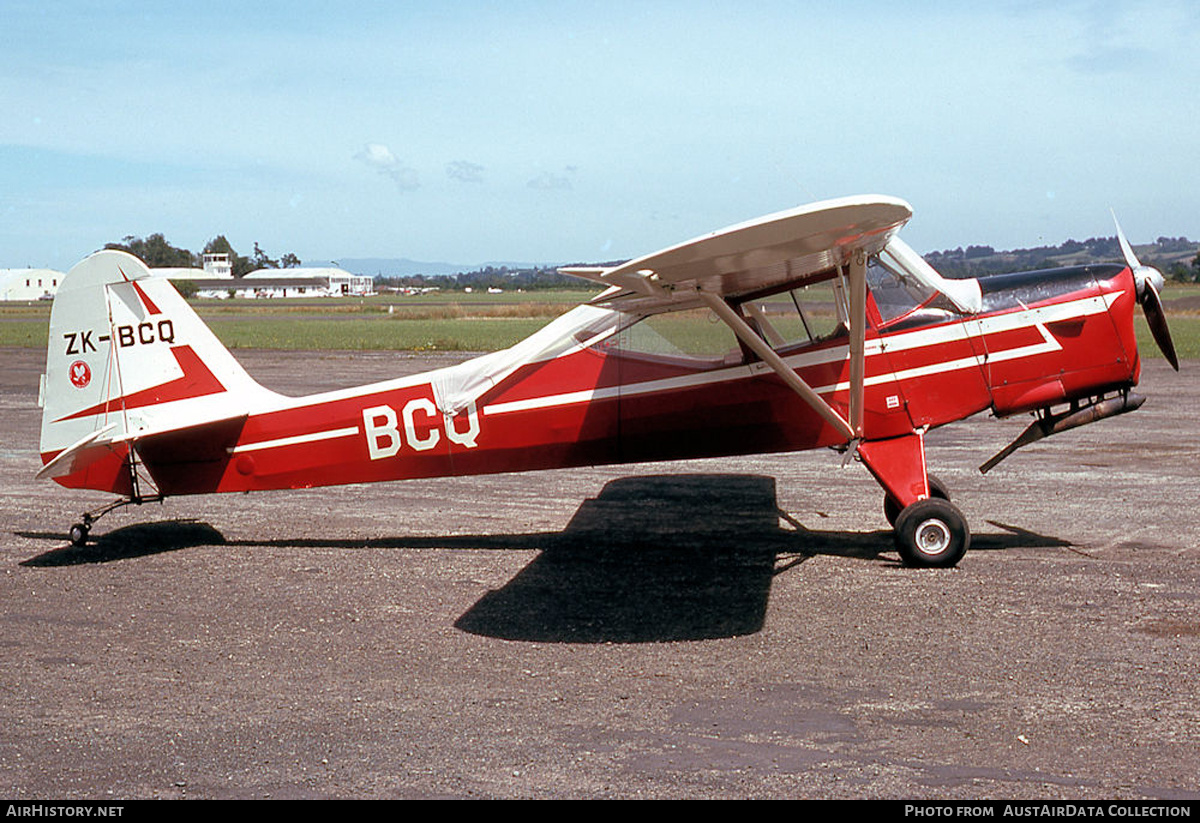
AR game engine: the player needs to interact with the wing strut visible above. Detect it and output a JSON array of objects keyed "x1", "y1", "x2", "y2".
[
  {"x1": 847, "y1": 251, "x2": 867, "y2": 437},
  {"x1": 698, "y1": 290, "x2": 855, "y2": 442}
]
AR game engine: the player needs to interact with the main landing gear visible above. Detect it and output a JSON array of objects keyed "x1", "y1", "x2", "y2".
[
  {"x1": 857, "y1": 433, "x2": 970, "y2": 568},
  {"x1": 882, "y1": 472, "x2": 970, "y2": 567},
  {"x1": 890, "y1": 495, "x2": 969, "y2": 568}
]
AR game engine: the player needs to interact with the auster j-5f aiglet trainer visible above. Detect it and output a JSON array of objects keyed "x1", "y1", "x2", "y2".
[{"x1": 36, "y1": 196, "x2": 1178, "y2": 566}]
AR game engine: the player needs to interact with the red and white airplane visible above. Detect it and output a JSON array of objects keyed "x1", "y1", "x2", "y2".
[{"x1": 36, "y1": 195, "x2": 1177, "y2": 566}]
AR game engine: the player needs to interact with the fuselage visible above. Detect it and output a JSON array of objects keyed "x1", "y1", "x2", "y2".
[{"x1": 44, "y1": 263, "x2": 1141, "y2": 498}]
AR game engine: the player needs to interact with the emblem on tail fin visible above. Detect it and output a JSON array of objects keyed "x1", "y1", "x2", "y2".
[{"x1": 68, "y1": 360, "x2": 91, "y2": 389}]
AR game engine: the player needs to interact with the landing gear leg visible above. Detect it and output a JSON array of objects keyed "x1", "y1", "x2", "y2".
[
  {"x1": 884, "y1": 473, "x2": 949, "y2": 526},
  {"x1": 858, "y1": 431, "x2": 970, "y2": 568},
  {"x1": 66, "y1": 494, "x2": 164, "y2": 547},
  {"x1": 65, "y1": 449, "x2": 163, "y2": 546}
]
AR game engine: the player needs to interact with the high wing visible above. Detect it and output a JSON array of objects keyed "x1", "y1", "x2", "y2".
[
  {"x1": 560, "y1": 195, "x2": 916, "y2": 442},
  {"x1": 560, "y1": 194, "x2": 913, "y2": 313}
]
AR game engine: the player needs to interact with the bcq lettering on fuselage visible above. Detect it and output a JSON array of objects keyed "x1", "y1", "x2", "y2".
[{"x1": 362, "y1": 399, "x2": 480, "y2": 459}]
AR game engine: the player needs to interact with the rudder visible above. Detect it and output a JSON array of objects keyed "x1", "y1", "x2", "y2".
[{"x1": 39, "y1": 250, "x2": 276, "y2": 491}]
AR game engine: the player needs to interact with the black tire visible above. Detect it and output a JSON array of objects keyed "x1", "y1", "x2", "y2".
[
  {"x1": 69, "y1": 523, "x2": 89, "y2": 547},
  {"x1": 893, "y1": 497, "x2": 969, "y2": 568},
  {"x1": 883, "y1": 473, "x2": 950, "y2": 527}
]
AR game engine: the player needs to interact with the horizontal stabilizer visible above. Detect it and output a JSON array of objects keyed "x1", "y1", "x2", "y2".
[{"x1": 35, "y1": 423, "x2": 119, "y2": 480}]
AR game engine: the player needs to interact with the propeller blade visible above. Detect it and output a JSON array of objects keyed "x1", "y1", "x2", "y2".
[
  {"x1": 1141, "y1": 279, "x2": 1179, "y2": 371},
  {"x1": 1112, "y1": 210, "x2": 1175, "y2": 369},
  {"x1": 1112, "y1": 209, "x2": 1141, "y2": 269}
]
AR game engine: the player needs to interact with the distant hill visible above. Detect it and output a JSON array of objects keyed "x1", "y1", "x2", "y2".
[
  {"x1": 314, "y1": 236, "x2": 1200, "y2": 286},
  {"x1": 925, "y1": 236, "x2": 1199, "y2": 280},
  {"x1": 316, "y1": 258, "x2": 548, "y2": 278}
]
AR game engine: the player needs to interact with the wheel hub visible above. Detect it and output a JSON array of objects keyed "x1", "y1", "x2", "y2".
[{"x1": 914, "y1": 518, "x2": 952, "y2": 557}]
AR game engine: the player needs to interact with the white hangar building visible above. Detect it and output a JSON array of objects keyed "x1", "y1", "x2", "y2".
[
  {"x1": 0, "y1": 269, "x2": 65, "y2": 301},
  {"x1": 238, "y1": 267, "x2": 375, "y2": 298},
  {"x1": 146, "y1": 253, "x2": 374, "y2": 299}
]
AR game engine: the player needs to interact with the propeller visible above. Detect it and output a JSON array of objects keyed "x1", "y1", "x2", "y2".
[{"x1": 1113, "y1": 211, "x2": 1179, "y2": 371}]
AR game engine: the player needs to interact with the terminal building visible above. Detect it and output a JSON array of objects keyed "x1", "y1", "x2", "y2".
[{"x1": 150, "y1": 253, "x2": 374, "y2": 299}]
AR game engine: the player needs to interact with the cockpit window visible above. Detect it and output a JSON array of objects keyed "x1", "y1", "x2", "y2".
[
  {"x1": 739, "y1": 282, "x2": 846, "y2": 352},
  {"x1": 603, "y1": 309, "x2": 744, "y2": 368},
  {"x1": 868, "y1": 248, "x2": 962, "y2": 328}
]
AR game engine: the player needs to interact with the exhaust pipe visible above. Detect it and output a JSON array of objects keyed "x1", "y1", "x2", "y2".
[{"x1": 980, "y1": 391, "x2": 1145, "y2": 474}]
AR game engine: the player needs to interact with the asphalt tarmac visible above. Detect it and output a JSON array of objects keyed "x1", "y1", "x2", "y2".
[{"x1": 2, "y1": 347, "x2": 1198, "y2": 800}]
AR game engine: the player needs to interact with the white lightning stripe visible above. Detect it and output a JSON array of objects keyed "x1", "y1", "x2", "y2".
[
  {"x1": 875, "y1": 292, "x2": 1115, "y2": 355},
  {"x1": 229, "y1": 426, "x2": 360, "y2": 454},
  {"x1": 815, "y1": 323, "x2": 1064, "y2": 393},
  {"x1": 813, "y1": 355, "x2": 983, "y2": 395},
  {"x1": 483, "y1": 292, "x2": 1112, "y2": 418}
]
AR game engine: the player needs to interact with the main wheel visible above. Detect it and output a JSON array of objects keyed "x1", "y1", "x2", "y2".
[
  {"x1": 68, "y1": 523, "x2": 89, "y2": 547},
  {"x1": 883, "y1": 473, "x2": 950, "y2": 527},
  {"x1": 893, "y1": 497, "x2": 969, "y2": 568}
]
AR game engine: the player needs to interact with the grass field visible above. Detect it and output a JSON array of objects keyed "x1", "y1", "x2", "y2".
[
  {"x1": 0, "y1": 291, "x2": 595, "y2": 352},
  {"x1": 3, "y1": 289, "x2": 1200, "y2": 359}
]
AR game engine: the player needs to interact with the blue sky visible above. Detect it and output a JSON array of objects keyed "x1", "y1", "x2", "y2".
[{"x1": 2, "y1": 0, "x2": 1197, "y2": 270}]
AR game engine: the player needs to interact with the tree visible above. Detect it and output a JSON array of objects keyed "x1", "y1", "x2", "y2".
[
  {"x1": 252, "y1": 242, "x2": 279, "y2": 270},
  {"x1": 106, "y1": 233, "x2": 195, "y2": 267},
  {"x1": 107, "y1": 232, "x2": 303, "y2": 278}
]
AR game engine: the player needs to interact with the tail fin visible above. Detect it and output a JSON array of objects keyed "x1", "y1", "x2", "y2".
[{"x1": 39, "y1": 250, "x2": 276, "y2": 492}]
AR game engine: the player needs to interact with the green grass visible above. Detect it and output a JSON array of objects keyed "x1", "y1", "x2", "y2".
[
  {"x1": 0, "y1": 321, "x2": 52, "y2": 348},
  {"x1": 1162, "y1": 283, "x2": 1200, "y2": 299},
  {"x1": 0, "y1": 292, "x2": 593, "y2": 350},
  {"x1": 189, "y1": 290, "x2": 599, "y2": 315},
  {"x1": 6, "y1": 297, "x2": 1200, "y2": 360},
  {"x1": 1135, "y1": 315, "x2": 1200, "y2": 361},
  {"x1": 204, "y1": 316, "x2": 555, "y2": 351}
]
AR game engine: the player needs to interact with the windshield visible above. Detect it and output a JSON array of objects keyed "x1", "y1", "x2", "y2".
[{"x1": 867, "y1": 247, "x2": 963, "y2": 329}]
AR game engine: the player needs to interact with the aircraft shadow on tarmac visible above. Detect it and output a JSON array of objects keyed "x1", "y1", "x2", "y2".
[
  {"x1": 19, "y1": 474, "x2": 1070, "y2": 643},
  {"x1": 19, "y1": 520, "x2": 227, "y2": 566},
  {"x1": 448, "y1": 475, "x2": 1070, "y2": 643}
]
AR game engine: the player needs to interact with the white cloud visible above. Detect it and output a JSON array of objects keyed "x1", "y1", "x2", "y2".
[
  {"x1": 446, "y1": 160, "x2": 485, "y2": 183},
  {"x1": 355, "y1": 143, "x2": 420, "y2": 192},
  {"x1": 357, "y1": 143, "x2": 398, "y2": 167}
]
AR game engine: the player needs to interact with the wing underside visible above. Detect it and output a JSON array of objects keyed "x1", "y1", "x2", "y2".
[{"x1": 561, "y1": 195, "x2": 913, "y2": 314}]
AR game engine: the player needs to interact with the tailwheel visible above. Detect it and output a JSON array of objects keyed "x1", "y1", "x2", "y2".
[
  {"x1": 883, "y1": 473, "x2": 949, "y2": 527},
  {"x1": 68, "y1": 522, "x2": 90, "y2": 547},
  {"x1": 65, "y1": 487, "x2": 163, "y2": 548},
  {"x1": 893, "y1": 497, "x2": 969, "y2": 568},
  {"x1": 69, "y1": 510, "x2": 97, "y2": 547}
]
